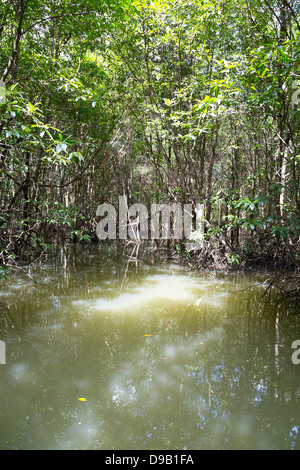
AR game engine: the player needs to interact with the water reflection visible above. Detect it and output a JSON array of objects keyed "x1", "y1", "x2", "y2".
[
  {"x1": 75, "y1": 274, "x2": 200, "y2": 313},
  {"x1": 0, "y1": 245, "x2": 299, "y2": 450}
]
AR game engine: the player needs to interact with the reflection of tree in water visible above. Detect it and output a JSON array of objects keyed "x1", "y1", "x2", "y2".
[
  {"x1": 104, "y1": 287, "x2": 300, "y2": 450},
  {"x1": 0, "y1": 245, "x2": 299, "y2": 449}
]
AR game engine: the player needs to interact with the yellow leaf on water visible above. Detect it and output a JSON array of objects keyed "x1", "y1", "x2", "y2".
[
  {"x1": 78, "y1": 398, "x2": 87, "y2": 402},
  {"x1": 143, "y1": 334, "x2": 153, "y2": 337}
]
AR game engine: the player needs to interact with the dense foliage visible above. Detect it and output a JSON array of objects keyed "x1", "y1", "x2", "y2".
[{"x1": 0, "y1": 0, "x2": 299, "y2": 273}]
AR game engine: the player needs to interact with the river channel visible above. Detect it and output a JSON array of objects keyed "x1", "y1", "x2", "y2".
[{"x1": 0, "y1": 244, "x2": 299, "y2": 450}]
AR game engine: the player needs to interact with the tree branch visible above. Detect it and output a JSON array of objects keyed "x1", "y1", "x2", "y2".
[
  {"x1": 20, "y1": 10, "x2": 97, "y2": 37},
  {"x1": 1, "y1": 0, "x2": 30, "y2": 82}
]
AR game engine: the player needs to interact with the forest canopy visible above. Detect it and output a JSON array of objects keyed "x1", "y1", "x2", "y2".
[{"x1": 0, "y1": 0, "x2": 299, "y2": 273}]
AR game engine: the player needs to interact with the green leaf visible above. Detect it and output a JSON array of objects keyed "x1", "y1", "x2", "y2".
[{"x1": 69, "y1": 152, "x2": 83, "y2": 164}]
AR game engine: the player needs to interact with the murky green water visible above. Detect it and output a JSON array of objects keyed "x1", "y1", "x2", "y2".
[{"x1": 0, "y1": 244, "x2": 299, "y2": 450}]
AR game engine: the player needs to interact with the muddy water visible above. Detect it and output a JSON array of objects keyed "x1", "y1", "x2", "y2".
[{"x1": 0, "y1": 244, "x2": 299, "y2": 450}]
